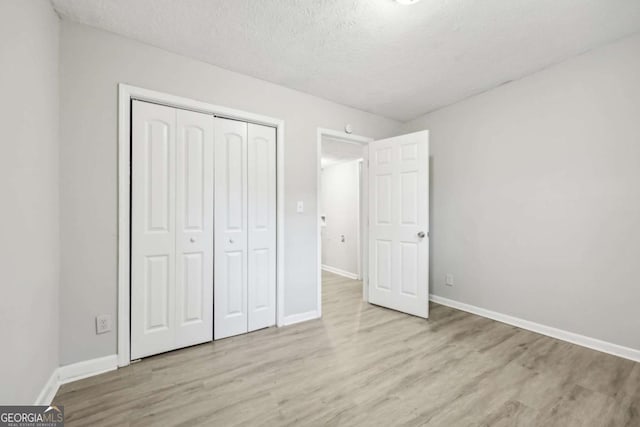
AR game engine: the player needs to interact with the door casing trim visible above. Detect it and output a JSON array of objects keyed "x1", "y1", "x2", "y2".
[{"x1": 316, "y1": 128, "x2": 373, "y2": 316}]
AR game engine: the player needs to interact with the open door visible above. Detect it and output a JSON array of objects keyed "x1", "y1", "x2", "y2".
[{"x1": 368, "y1": 131, "x2": 429, "y2": 318}]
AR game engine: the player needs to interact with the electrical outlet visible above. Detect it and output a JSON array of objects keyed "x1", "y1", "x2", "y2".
[
  {"x1": 445, "y1": 274, "x2": 454, "y2": 286},
  {"x1": 96, "y1": 314, "x2": 112, "y2": 334}
]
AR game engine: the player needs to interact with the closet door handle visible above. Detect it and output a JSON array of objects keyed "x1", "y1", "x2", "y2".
[{"x1": 417, "y1": 231, "x2": 426, "y2": 239}]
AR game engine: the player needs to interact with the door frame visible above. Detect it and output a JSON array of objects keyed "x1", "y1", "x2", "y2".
[
  {"x1": 316, "y1": 128, "x2": 373, "y2": 316},
  {"x1": 118, "y1": 84, "x2": 285, "y2": 367}
]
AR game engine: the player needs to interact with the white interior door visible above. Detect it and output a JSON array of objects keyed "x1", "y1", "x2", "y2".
[
  {"x1": 368, "y1": 131, "x2": 430, "y2": 318},
  {"x1": 247, "y1": 123, "x2": 277, "y2": 331},
  {"x1": 214, "y1": 117, "x2": 249, "y2": 339},
  {"x1": 131, "y1": 101, "x2": 214, "y2": 359},
  {"x1": 175, "y1": 108, "x2": 214, "y2": 348},
  {"x1": 131, "y1": 101, "x2": 177, "y2": 359}
]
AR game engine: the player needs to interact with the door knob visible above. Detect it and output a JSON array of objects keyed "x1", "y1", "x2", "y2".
[
  {"x1": 417, "y1": 231, "x2": 426, "y2": 239},
  {"x1": 190, "y1": 238, "x2": 196, "y2": 243}
]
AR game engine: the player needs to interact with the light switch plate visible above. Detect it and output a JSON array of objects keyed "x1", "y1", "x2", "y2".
[
  {"x1": 445, "y1": 274, "x2": 454, "y2": 286},
  {"x1": 296, "y1": 201, "x2": 304, "y2": 213}
]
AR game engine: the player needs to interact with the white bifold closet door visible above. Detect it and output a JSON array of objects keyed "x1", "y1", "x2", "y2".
[
  {"x1": 214, "y1": 118, "x2": 277, "y2": 339},
  {"x1": 131, "y1": 100, "x2": 214, "y2": 359}
]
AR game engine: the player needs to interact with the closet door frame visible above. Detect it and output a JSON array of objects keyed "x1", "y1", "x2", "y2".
[{"x1": 117, "y1": 84, "x2": 285, "y2": 367}]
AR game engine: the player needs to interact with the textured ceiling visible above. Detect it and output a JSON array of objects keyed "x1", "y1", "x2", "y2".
[{"x1": 52, "y1": 0, "x2": 640, "y2": 121}]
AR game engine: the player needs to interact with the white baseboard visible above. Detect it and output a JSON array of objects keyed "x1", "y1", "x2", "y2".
[
  {"x1": 34, "y1": 368, "x2": 60, "y2": 406},
  {"x1": 429, "y1": 294, "x2": 640, "y2": 363},
  {"x1": 322, "y1": 265, "x2": 359, "y2": 280},
  {"x1": 282, "y1": 310, "x2": 320, "y2": 326},
  {"x1": 58, "y1": 355, "x2": 118, "y2": 385},
  {"x1": 35, "y1": 354, "x2": 119, "y2": 405}
]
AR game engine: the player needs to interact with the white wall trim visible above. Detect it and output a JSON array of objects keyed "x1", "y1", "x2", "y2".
[
  {"x1": 282, "y1": 310, "x2": 320, "y2": 326},
  {"x1": 430, "y1": 294, "x2": 640, "y2": 363},
  {"x1": 34, "y1": 355, "x2": 119, "y2": 405},
  {"x1": 317, "y1": 128, "x2": 373, "y2": 313},
  {"x1": 58, "y1": 355, "x2": 119, "y2": 385},
  {"x1": 357, "y1": 159, "x2": 363, "y2": 281},
  {"x1": 34, "y1": 369, "x2": 60, "y2": 406},
  {"x1": 118, "y1": 84, "x2": 286, "y2": 367},
  {"x1": 321, "y1": 264, "x2": 359, "y2": 280}
]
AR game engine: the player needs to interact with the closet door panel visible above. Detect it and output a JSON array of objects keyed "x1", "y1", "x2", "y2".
[
  {"x1": 131, "y1": 101, "x2": 177, "y2": 359},
  {"x1": 214, "y1": 117, "x2": 249, "y2": 339},
  {"x1": 247, "y1": 123, "x2": 277, "y2": 331},
  {"x1": 175, "y1": 109, "x2": 214, "y2": 348}
]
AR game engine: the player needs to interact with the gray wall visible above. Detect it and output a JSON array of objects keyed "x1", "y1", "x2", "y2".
[
  {"x1": 0, "y1": 0, "x2": 60, "y2": 404},
  {"x1": 402, "y1": 33, "x2": 640, "y2": 351},
  {"x1": 58, "y1": 21, "x2": 401, "y2": 365},
  {"x1": 321, "y1": 160, "x2": 361, "y2": 276}
]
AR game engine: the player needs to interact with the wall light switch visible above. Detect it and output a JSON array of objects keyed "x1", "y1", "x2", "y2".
[
  {"x1": 296, "y1": 201, "x2": 304, "y2": 213},
  {"x1": 445, "y1": 274, "x2": 454, "y2": 286},
  {"x1": 96, "y1": 314, "x2": 112, "y2": 334}
]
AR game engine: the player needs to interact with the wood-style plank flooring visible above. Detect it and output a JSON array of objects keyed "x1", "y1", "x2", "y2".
[{"x1": 54, "y1": 272, "x2": 639, "y2": 426}]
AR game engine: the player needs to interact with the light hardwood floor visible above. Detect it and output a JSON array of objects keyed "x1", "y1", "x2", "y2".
[{"x1": 54, "y1": 271, "x2": 639, "y2": 426}]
